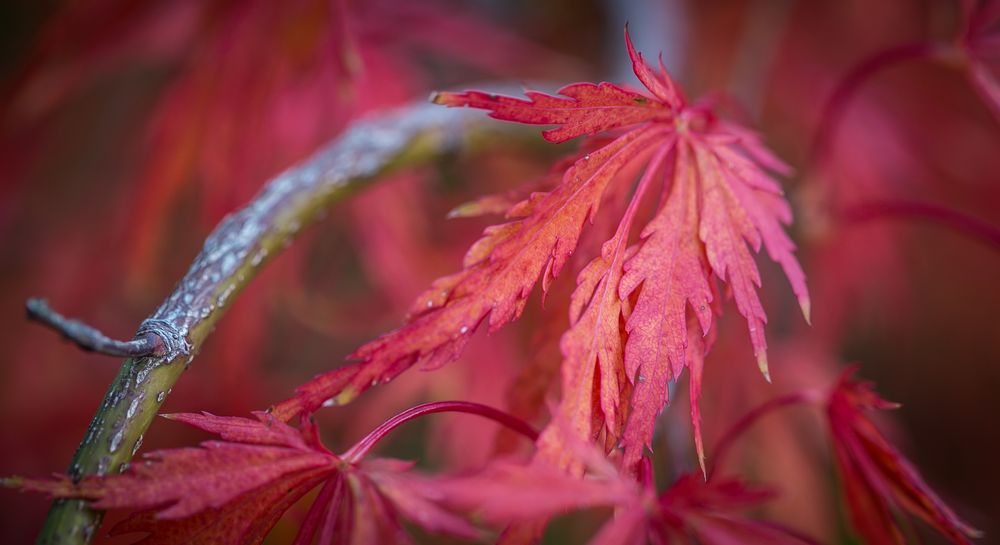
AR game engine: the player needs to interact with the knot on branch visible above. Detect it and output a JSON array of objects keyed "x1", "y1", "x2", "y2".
[
  {"x1": 25, "y1": 298, "x2": 179, "y2": 359},
  {"x1": 136, "y1": 319, "x2": 190, "y2": 360}
]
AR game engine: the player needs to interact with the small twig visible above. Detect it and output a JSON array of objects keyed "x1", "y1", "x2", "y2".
[{"x1": 25, "y1": 298, "x2": 165, "y2": 358}]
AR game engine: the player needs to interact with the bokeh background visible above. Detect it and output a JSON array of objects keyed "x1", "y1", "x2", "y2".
[{"x1": 1, "y1": 0, "x2": 998, "y2": 543}]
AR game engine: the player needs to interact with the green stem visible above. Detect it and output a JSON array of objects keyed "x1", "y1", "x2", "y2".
[{"x1": 35, "y1": 101, "x2": 517, "y2": 545}]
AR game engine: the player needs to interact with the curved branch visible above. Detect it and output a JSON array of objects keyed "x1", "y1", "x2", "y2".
[{"x1": 34, "y1": 100, "x2": 521, "y2": 545}]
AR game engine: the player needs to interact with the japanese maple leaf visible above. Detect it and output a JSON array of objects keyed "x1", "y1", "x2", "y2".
[
  {"x1": 439, "y1": 29, "x2": 809, "y2": 472},
  {"x1": 281, "y1": 28, "x2": 808, "y2": 474},
  {"x1": 826, "y1": 367, "x2": 981, "y2": 545},
  {"x1": 9, "y1": 412, "x2": 478, "y2": 545},
  {"x1": 439, "y1": 433, "x2": 818, "y2": 545}
]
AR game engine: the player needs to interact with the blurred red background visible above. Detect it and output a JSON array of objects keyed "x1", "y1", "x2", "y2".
[{"x1": 1, "y1": 0, "x2": 997, "y2": 543}]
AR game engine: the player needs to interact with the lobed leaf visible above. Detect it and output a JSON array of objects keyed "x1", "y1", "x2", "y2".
[
  {"x1": 12, "y1": 413, "x2": 480, "y2": 545},
  {"x1": 280, "y1": 28, "x2": 810, "y2": 479},
  {"x1": 827, "y1": 368, "x2": 981, "y2": 545}
]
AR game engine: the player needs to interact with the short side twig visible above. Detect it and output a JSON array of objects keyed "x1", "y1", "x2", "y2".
[{"x1": 25, "y1": 298, "x2": 166, "y2": 358}]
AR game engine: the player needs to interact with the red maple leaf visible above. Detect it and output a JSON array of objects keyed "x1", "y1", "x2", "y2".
[
  {"x1": 826, "y1": 367, "x2": 981, "y2": 545},
  {"x1": 439, "y1": 434, "x2": 818, "y2": 545},
  {"x1": 8, "y1": 402, "x2": 537, "y2": 544},
  {"x1": 650, "y1": 472, "x2": 820, "y2": 545},
  {"x1": 283, "y1": 27, "x2": 808, "y2": 474}
]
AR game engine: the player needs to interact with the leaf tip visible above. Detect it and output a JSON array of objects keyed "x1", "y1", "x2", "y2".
[
  {"x1": 623, "y1": 22, "x2": 639, "y2": 62},
  {"x1": 447, "y1": 202, "x2": 477, "y2": 219},
  {"x1": 335, "y1": 386, "x2": 360, "y2": 406},
  {"x1": 799, "y1": 297, "x2": 812, "y2": 325},
  {"x1": 757, "y1": 353, "x2": 771, "y2": 383},
  {"x1": 1, "y1": 476, "x2": 23, "y2": 489}
]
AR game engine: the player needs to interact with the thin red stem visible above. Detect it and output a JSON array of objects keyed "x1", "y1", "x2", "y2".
[
  {"x1": 839, "y1": 200, "x2": 1000, "y2": 252},
  {"x1": 708, "y1": 391, "x2": 818, "y2": 479},
  {"x1": 342, "y1": 401, "x2": 539, "y2": 462},
  {"x1": 811, "y1": 41, "x2": 939, "y2": 171}
]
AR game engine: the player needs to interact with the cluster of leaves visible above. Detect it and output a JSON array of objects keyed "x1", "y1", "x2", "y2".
[
  {"x1": 277, "y1": 29, "x2": 810, "y2": 478},
  {"x1": 12, "y1": 370, "x2": 978, "y2": 545},
  {"x1": 10, "y1": 19, "x2": 991, "y2": 545},
  {"x1": 14, "y1": 406, "x2": 509, "y2": 544}
]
